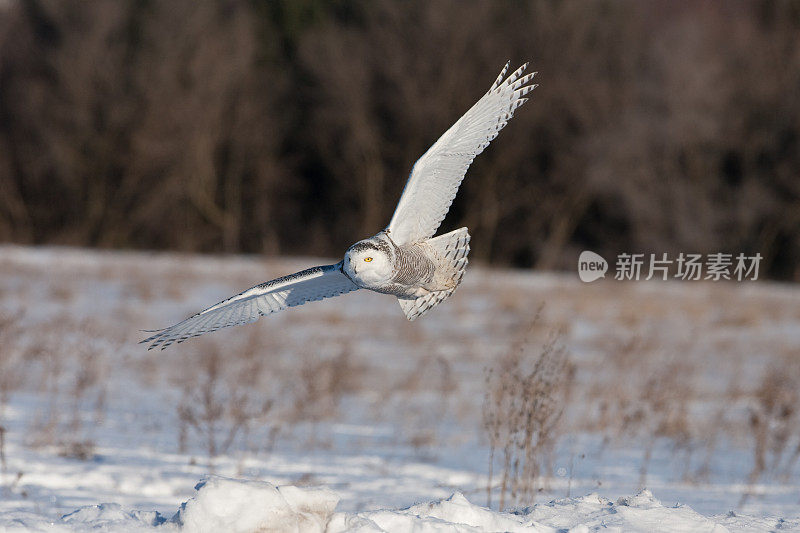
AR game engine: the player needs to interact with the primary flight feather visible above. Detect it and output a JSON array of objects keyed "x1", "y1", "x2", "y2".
[{"x1": 142, "y1": 62, "x2": 537, "y2": 350}]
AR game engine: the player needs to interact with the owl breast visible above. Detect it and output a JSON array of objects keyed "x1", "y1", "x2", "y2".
[{"x1": 371, "y1": 244, "x2": 437, "y2": 298}]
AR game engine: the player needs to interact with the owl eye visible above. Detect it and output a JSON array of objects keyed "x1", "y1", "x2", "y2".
[{"x1": 364, "y1": 257, "x2": 373, "y2": 262}]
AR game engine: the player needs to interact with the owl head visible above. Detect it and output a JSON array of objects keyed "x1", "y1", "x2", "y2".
[{"x1": 343, "y1": 238, "x2": 394, "y2": 287}]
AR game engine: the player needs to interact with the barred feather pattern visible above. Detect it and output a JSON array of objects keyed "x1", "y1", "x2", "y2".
[
  {"x1": 387, "y1": 61, "x2": 537, "y2": 245},
  {"x1": 397, "y1": 228, "x2": 470, "y2": 320},
  {"x1": 392, "y1": 245, "x2": 435, "y2": 286},
  {"x1": 141, "y1": 263, "x2": 358, "y2": 350}
]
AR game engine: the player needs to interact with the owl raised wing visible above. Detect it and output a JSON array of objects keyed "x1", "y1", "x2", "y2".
[
  {"x1": 386, "y1": 62, "x2": 537, "y2": 245},
  {"x1": 142, "y1": 263, "x2": 358, "y2": 350}
]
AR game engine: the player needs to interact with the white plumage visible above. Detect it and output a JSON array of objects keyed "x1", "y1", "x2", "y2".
[
  {"x1": 388, "y1": 62, "x2": 536, "y2": 245},
  {"x1": 142, "y1": 264, "x2": 358, "y2": 349},
  {"x1": 143, "y1": 62, "x2": 536, "y2": 349}
]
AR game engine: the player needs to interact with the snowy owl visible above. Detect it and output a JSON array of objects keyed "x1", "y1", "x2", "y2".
[{"x1": 143, "y1": 62, "x2": 537, "y2": 350}]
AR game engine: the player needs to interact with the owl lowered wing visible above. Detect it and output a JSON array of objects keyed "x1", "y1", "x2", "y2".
[
  {"x1": 386, "y1": 61, "x2": 537, "y2": 245},
  {"x1": 141, "y1": 262, "x2": 358, "y2": 350}
]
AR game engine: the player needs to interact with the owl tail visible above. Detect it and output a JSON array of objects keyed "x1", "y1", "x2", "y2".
[{"x1": 397, "y1": 227, "x2": 471, "y2": 321}]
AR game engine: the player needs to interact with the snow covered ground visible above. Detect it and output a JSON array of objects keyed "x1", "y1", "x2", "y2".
[
  {"x1": 10, "y1": 475, "x2": 795, "y2": 532},
  {"x1": 0, "y1": 245, "x2": 799, "y2": 531}
]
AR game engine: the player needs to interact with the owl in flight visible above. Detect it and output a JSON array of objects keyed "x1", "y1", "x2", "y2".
[{"x1": 143, "y1": 62, "x2": 536, "y2": 349}]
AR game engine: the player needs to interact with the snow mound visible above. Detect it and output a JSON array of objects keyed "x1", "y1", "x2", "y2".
[
  {"x1": 63, "y1": 504, "x2": 167, "y2": 531},
  {"x1": 328, "y1": 489, "x2": 736, "y2": 533},
  {"x1": 1, "y1": 505, "x2": 168, "y2": 532},
  {"x1": 1, "y1": 479, "x2": 795, "y2": 532},
  {"x1": 175, "y1": 476, "x2": 339, "y2": 533},
  {"x1": 327, "y1": 492, "x2": 545, "y2": 532}
]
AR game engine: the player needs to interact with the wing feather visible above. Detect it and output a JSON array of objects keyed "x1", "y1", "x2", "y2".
[
  {"x1": 141, "y1": 262, "x2": 358, "y2": 350},
  {"x1": 386, "y1": 62, "x2": 537, "y2": 244}
]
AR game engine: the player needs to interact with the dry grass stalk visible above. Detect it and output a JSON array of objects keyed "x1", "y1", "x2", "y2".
[
  {"x1": 740, "y1": 360, "x2": 800, "y2": 507},
  {"x1": 28, "y1": 341, "x2": 63, "y2": 448},
  {"x1": 176, "y1": 336, "x2": 274, "y2": 470},
  {"x1": 408, "y1": 354, "x2": 459, "y2": 457},
  {"x1": 292, "y1": 344, "x2": 363, "y2": 424},
  {"x1": 22, "y1": 320, "x2": 108, "y2": 458},
  {"x1": 0, "y1": 425, "x2": 6, "y2": 480},
  {"x1": 636, "y1": 360, "x2": 694, "y2": 488},
  {"x1": 482, "y1": 308, "x2": 573, "y2": 510},
  {"x1": 587, "y1": 331, "x2": 695, "y2": 488},
  {"x1": 0, "y1": 312, "x2": 27, "y2": 423}
]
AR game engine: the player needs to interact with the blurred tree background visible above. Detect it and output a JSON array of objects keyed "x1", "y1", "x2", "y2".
[{"x1": 1, "y1": 0, "x2": 799, "y2": 279}]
